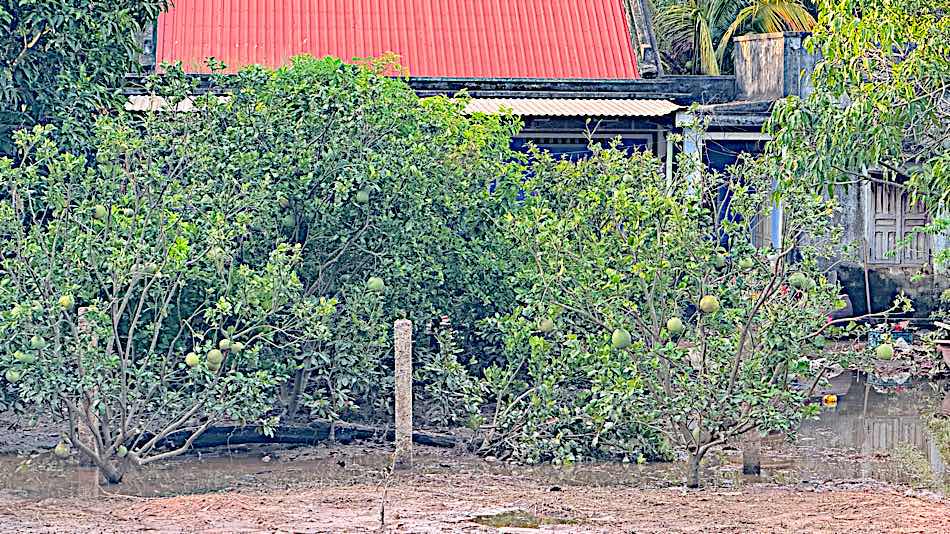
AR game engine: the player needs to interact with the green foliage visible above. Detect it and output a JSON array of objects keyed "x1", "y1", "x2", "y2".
[
  {"x1": 483, "y1": 139, "x2": 841, "y2": 485},
  {"x1": 768, "y1": 0, "x2": 949, "y2": 263},
  {"x1": 925, "y1": 408, "x2": 950, "y2": 478},
  {"x1": 0, "y1": 120, "x2": 321, "y2": 482},
  {"x1": 414, "y1": 316, "x2": 485, "y2": 428},
  {"x1": 0, "y1": 1, "x2": 168, "y2": 152},
  {"x1": 153, "y1": 56, "x2": 523, "y2": 424}
]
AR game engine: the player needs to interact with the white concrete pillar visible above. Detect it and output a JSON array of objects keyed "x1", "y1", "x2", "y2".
[{"x1": 393, "y1": 319, "x2": 413, "y2": 470}]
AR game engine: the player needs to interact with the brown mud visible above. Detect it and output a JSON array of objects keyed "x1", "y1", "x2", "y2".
[
  {"x1": 0, "y1": 451, "x2": 948, "y2": 533},
  {"x1": 0, "y1": 372, "x2": 948, "y2": 532}
]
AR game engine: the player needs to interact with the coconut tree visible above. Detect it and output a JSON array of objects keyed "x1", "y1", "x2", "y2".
[
  {"x1": 654, "y1": 0, "x2": 815, "y2": 75},
  {"x1": 715, "y1": 0, "x2": 816, "y2": 63}
]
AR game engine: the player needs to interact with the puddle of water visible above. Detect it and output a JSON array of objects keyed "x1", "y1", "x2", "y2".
[
  {"x1": 472, "y1": 508, "x2": 579, "y2": 528},
  {"x1": 473, "y1": 509, "x2": 543, "y2": 528},
  {"x1": 759, "y1": 371, "x2": 949, "y2": 490},
  {"x1": 0, "y1": 372, "x2": 947, "y2": 499},
  {"x1": 0, "y1": 448, "x2": 397, "y2": 499}
]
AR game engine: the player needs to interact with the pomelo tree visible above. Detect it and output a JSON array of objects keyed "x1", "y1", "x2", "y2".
[
  {"x1": 175, "y1": 56, "x2": 522, "y2": 425},
  {"x1": 0, "y1": 0, "x2": 169, "y2": 153},
  {"x1": 486, "y1": 141, "x2": 845, "y2": 486},
  {"x1": 0, "y1": 119, "x2": 323, "y2": 483}
]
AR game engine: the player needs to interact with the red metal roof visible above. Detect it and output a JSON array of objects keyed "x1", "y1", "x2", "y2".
[{"x1": 155, "y1": 0, "x2": 640, "y2": 79}]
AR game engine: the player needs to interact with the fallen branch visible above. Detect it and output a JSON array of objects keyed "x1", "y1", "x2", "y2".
[{"x1": 151, "y1": 421, "x2": 461, "y2": 451}]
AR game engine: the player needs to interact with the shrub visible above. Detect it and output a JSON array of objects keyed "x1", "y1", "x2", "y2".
[
  {"x1": 0, "y1": 123, "x2": 321, "y2": 483},
  {"x1": 165, "y1": 56, "x2": 523, "y2": 423},
  {"x1": 484, "y1": 139, "x2": 844, "y2": 486}
]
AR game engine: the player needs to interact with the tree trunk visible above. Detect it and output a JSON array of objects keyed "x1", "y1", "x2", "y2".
[
  {"x1": 686, "y1": 452, "x2": 702, "y2": 488},
  {"x1": 741, "y1": 432, "x2": 761, "y2": 476},
  {"x1": 96, "y1": 458, "x2": 125, "y2": 484},
  {"x1": 285, "y1": 368, "x2": 305, "y2": 420}
]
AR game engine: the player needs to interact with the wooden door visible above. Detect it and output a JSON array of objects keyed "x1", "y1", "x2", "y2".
[
  {"x1": 901, "y1": 194, "x2": 930, "y2": 263},
  {"x1": 870, "y1": 182, "x2": 900, "y2": 263},
  {"x1": 869, "y1": 182, "x2": 931, "y2": 264}
]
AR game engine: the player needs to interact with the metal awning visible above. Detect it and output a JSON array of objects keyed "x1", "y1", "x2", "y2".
[
  {"x1": 125, "y1": 95, "x2": 229, "y2": 112},
  {"x1": 464, "y1": 98, "x2": 680, "y2": 117},
  {"x1": 126, "y1": 95, "x2": 681, "y2": 119}
]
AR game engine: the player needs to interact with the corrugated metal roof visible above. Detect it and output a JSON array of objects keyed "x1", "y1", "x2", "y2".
[
  {"x1": 156, "y1": 0, "x2": 640, "y2": 79},
  {"x1": 125, "y1": 95, "x2": 678, "y2": 118},
  {"x1": 464, "y1": 98, "x2": 680, "y2": 117},
  {"x1": 124, "y1": 95, "x2": 230, "y2": 112}
]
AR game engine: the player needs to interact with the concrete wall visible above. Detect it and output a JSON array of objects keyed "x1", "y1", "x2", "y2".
[
  {"x1": 831, "y1": 184, "x2": 949, "y2": 317},
  {"x1": 733, "y1": 32, "x2": 818, "y2": 100}
]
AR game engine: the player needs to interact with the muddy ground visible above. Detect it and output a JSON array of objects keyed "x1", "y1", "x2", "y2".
[
  {"x1": 2, "y1": 372, "x2": 949, "y2": 532},
  {"x1": 1, "y1": 443, "x2": 949, "y2": 534}
]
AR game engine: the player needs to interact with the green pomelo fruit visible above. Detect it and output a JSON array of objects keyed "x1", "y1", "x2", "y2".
[
  {"x1": 611, "y1": 328, "x2": 632, "y2": 349},
  {"x1": 366, "y1": 276, "x2": 386, "y2": 292},
  {"x1": 58, "y1": 295, "x2": 74, "y2": 310},
  {"x1": 667, "y1": 317, "x2": 685, "y2": 335},
  {"x1": 207, "y1": 349, "x2": 224, "y2": 365},
  {"x1": 875, "y1": 343, "x2": 894, "y2": 360},
  {"x1": 699, "y1": 295, "x2": 720, "y2": 314},
  {"x1": 30, "y1": 335, "x2": 46, "y2": 350},
  {"x1": 789, "y1": 272, "x2": 809, "y2": 289}
]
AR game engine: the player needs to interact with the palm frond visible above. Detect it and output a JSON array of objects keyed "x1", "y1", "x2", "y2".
[
  {"x1": 656, "y1": 1, "x2": 725, "y2": 74},
  {"x1": 655, "y1": 3, "x2": 702, "y2": 58},
  {"x1": 696, "y1": 16, "x2": 720, "y2": 75},
  {"x1": 756, "y1": 1, "x2": 815, "y2": 33},
  {"x1": 715, "y1": 1, "x2": 816, "y2": 66}
]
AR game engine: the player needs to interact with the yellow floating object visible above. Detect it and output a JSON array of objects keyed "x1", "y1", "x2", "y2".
[{"x1": 822, "y1": 394, "x2": 838, "y2": 407}]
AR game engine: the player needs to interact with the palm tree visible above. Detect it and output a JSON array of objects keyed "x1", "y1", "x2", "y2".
[{"x1": 654, "y1": 0, "x2": 815, "y2": 75}]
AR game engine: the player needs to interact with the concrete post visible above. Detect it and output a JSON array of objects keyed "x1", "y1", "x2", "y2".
[
  {"x1": 75, "y1": 307, "x2": 97, "y2": 468},
  {"x1": 393, "y1": 319, "x2": 413, "y2": 470},
  {"x1": 741, "y1": 431, "x2": 761, "y2": 476}
]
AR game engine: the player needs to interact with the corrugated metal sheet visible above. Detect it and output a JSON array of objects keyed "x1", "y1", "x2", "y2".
[
  {"x1": 125, "y1": 95, "x2": 230, "y2": 112},
  {"x1": 125, "y1": 95, "x2": 678, "y2": 118},
  {"x1": 464, "y1": 98, "x2": 680, "y2": 117},
  {"x1": 156, "y1": 0, "x2": 640, "y2": 79}
]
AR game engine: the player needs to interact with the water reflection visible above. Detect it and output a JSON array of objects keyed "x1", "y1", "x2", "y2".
[
  {"x1": 0, "y1": 373, "x2": 946, "y2": 499},
  {"x1": 765, "y1": 371, "x2": 948, "y2": 488}
]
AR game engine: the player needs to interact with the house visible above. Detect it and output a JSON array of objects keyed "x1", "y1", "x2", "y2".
[
  {"x1": 134, "y1": 0, "x2": 732, "y2": 165},
  {"x1": 133, "y1": 1, "x2": 948, "y2": 316}
]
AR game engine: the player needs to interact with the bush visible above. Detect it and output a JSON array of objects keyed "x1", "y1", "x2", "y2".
[
  {"x1": 162, "y1": 56, "x2": 524, "y2": 423},
  {"x1": 0, "y1": 123, "x2": 321, "y2": 483},
  {"x1": 483, "y1": 139, "x2": 844, "y2": 485}
]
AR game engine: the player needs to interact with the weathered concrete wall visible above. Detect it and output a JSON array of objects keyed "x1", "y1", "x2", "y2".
[
  {"x1": 734, "y1": 32, "x2": 818, "y2": 101},
  {"x1": 836, "y1": 263, "x2": 948, "y2": 317},
  {"x1": 835, "y1": 184, "x2": 865, "y2": 257},
  {"x1": 830, "y1": 185, "x2": 949, "y2": 317}
]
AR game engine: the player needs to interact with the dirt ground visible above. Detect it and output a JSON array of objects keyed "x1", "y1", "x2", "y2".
[{"x1": 1, "y1": 447, "x2": 949, "y2": 534}]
